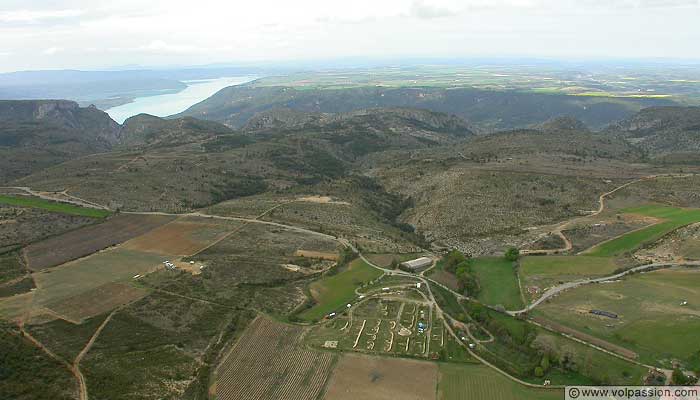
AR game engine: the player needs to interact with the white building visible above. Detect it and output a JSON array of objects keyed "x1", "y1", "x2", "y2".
[{"x1": 400, "y1": 257, "x2": 432, "y2": 272}]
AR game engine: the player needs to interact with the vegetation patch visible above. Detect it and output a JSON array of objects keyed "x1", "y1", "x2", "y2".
[
  {"x1": 0, "y1": 195, "x2": 110, "y2": 218},
  {"x1": 298, "y1": 258, "x2": 383, "y2": 321},
  {"x1": 0, "y1": 324, "x2": 77, "y2": 400}
]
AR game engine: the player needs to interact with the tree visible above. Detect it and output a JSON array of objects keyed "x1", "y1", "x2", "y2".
[
  {"x1": 534, "y1": 367, "x2": 544, "y2": 377},
  {"x1": 390, "y1": 258, "x2": 400, "y2": 270},
  {"x1": 541, "y1": 354, "x2": 550, "y2": 372},
  {"x1": 672, "y1": 369, "x2": 690, "y2": 385},
  {"x1": 504, "y1": 247, "x2": 520, "y2": 262}
]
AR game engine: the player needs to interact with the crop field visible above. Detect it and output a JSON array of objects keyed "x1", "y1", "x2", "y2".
[
  {"x1": 586, "y1": 206, "x2": 700, "y2": 256},
  {"x1": 0, "y1": 194, "x2": 110, "y2": 218},
  {"x1": 0, "y1": 248, "x2": 164, "y2": 322},
  {"x1": 307, "y1": 293, "x2": 444, "y2": 359},
  {"x1": 323, "y1": 353, "x2": 438, "y2": 400},
  {"x1": 298, "y1": 258, "x2": 383, "y2": 321},
  {"x1": 214, "y1": 316, "x2": 336, "y2": 400},
  {"x1": 437, "y1": 363, "x2": 562, "y2": 400},
  {"x1": 121, "y1": 216, "x2": 240, "y2": 256},
  {"x1": 0, "y1": 204, "x2": 95, "y2": 249},
  {"x1": 46, "y1": 282, "x2": 147, "y2": 323},
  {"x1": 25, "y1": 214, "x2": 175, "y2": 270},
  {"x1": 470, "y1": 257, "x2": 523, "y2": 310},
  {"x1": 535, "y1": 267, "x2": 700, "y2": 369},
  {"x1": 520, "y1": 256, "x2": 620, "y2": 302}
]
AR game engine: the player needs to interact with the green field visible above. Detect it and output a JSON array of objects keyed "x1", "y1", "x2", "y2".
[
  {"x1": 535, "y1": 268, "x2": 700, "y2": 369},
  {"x1": 520, "y1": 256, "x2": 620, "y2": 300},
  {"x1": 587, "y1": 206, "x2": 700, "y2": 256},
  {"x1": 437, "y1": 363, "x2": 562, "y2": 400},
  {"x1": 0, "y1": 195, "x2": 110, "y2": 218},
  {"x1": 470, "y1": 257, "x2": 523, "y2": 310},
  {"x1": 298, "y1": 258, "x2": 383, "y2": 321}
]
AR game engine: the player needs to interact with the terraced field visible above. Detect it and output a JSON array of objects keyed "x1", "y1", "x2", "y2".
[{"x1": 214, "y1": 316, "x2": 336, "y2": 400}]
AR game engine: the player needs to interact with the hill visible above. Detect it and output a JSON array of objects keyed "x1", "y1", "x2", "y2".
[
  {"x1": 607, "y1": 106, "x2": 700, "y2": 161},
  {"x1": 176, "y1": 85, "x2": 675, "y2": 132},
  {"x1": 120, "y1": 114, "x2": 237, "y2": 149},
  {"x1": 0, "y1": 100, "x2": 120, "y2": 183}
]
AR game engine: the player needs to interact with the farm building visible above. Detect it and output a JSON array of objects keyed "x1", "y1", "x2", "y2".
[{"x1": 399, "y1": 257, "x2": 432, "y2": 272}]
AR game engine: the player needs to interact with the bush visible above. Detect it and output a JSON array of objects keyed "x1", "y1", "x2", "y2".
[{"x1": 504, "y1": 247, "x2": 520, "y2": 262}]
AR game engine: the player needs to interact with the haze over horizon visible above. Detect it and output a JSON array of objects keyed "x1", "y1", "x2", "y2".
[{"x1": 1, "y1": 0, "x2": 700, "y2": 73}]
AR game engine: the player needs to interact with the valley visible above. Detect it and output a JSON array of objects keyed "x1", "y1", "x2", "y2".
[{"x1": 2, "y1": 67, "x2": 700, "y2": 400}]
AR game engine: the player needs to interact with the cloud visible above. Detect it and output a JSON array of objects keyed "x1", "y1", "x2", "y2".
[
  {"x1": 0, "y1": 9, "x2": 84, "y2": 24},
  {"x1": 43, "y1": 46, "x2": 64, "y2": 55},
  {"x1": 409, "y1": 1, "x2": 459, "y2": 19}
]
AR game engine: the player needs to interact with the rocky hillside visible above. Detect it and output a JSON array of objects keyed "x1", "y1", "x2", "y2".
[
  {"x1": 0, "y1": 100, "x2": 121, "y2": 183},
  {"x1": 120, "y1": 114, "x2": 236, "y2": 149},
  {"x1": 177, "y1": 85, "x2": 674, "y2": 132},
  {"x1": 607, "y1": 106, "x2": 700, "y2": 158}
]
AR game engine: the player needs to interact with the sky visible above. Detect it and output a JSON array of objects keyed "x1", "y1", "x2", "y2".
[{"x1": 1, "y1": 0, "x2": 699, "y2": 73}]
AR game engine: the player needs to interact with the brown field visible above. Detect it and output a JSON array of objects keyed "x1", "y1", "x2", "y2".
[
  {"x1": 294, "y1": 250, "x2": 339, "y2": 261},
  {"x1": 215, "y1": 316, "x2": 336, "y2": 400},
  {"x1": 25, "y1": 214, "x2": 175, "y2": 271},
  {"x1": 323, "y1": 353, "x2": 438, "y2": 400},
  {"x1": 122, "y1": 217, "x2": 238, "y2": 256},
  {"x1": 430, "y1": 270, "x2": 460, "y2": 291},
  {"x1": 0, "y1": 248, "x2": 164, "y2": 323},
  {"x1": 46, "y1": 282, "x2": 148, "y2": 322},
  {"x1": 532, "y1": 316, "x2": 638, "y2": 360}
]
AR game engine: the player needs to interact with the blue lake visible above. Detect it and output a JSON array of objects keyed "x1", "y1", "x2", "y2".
[{"x1": 106, "y1": 76, "x2": 256, "y2": 123}]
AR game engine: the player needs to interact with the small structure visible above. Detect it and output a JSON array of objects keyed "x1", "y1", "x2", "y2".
[
  {"x1": 590, "y1": 309, "x2": 618, "y2": 319},
  {"x1": 399, "y1": 257, "x2": 432, "y2": 273},
  {"x1": 681, "y1": 301, "x2": 688, "y2": 306}
]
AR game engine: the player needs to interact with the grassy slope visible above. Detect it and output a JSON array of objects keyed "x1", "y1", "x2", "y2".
[
  {"x1": 471, "y1": 257, "x2": 523, "y2": 310},
  {"x1": 0, "y1": 195, "x2": 110, "y2": 218},
  {"x1": 438, "y1": 363, "x2": 562, "y2": 400},
  {"x1": 299, "y1": 258, "x2": 383, "y2": 321},
  {"x1": 587, "y1": 206, "x2": 700, "y2": 256},
  {"x1": 521, "y1": 256, "x2": 619, "y2": 279}
]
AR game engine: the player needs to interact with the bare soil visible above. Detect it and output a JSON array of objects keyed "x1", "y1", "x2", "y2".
[{"x1": 323, "y1": 353, "x2": 437, "y2": 400}]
